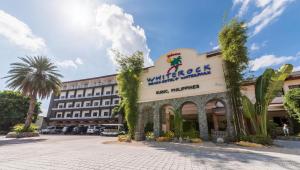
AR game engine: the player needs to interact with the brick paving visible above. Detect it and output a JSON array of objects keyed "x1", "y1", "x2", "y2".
[{"x1": 0, "y1": 135, "x2": 300, "y2": 170}]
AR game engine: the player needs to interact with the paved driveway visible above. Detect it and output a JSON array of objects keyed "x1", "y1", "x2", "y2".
[{"x1": 0, "y1": 135, "x2": 300, "y2": 170}]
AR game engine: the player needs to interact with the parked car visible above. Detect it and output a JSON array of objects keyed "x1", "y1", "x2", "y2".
[
  {"x1": 100, "y1": 124, "x2": 125, "y2": 136},
  {"x1": 40, "y1": 126, "x2": 53, "y2": 134},
  {"x1": 87, "y1": 125, "x2": 101, "y2": 135},
  {"x1": 41, "y1": 126, "x2": 63, "y2": 134},
  {"x1": 72, "y1": 125, "x2": 88, "y2": 135},
  {"x1": 62, "y1": 126, "x2": 75, "y2": 134}
]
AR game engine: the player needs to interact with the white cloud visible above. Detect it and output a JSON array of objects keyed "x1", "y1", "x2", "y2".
[
  {"x1": 232, "y1": 0, "x2": 294, "y2": 36},
  {"x1": 95, "y1": 4, "x2": 153, "y2": 67},
  {"x1": 250, "y1": 43, "x2": 260, "y2": 51},
  {"x1": 248, "y1": 0, "x2": 294, "y2": 36},
  {"x1": 55, "y1": 57, "x2": 83, "y2": 69},
  {"x1": 249, "y1": 54, "x2": 294, "y2": 71},
  {"x1": 250, "y1": 41, "x2": 267, "y2": 51},
  {"x1": 296, "y1": 51, "x2": 300, "y2": 57},
  {"x1": 0, "y1": 10, "x2": 46, "y2": 52},
  {"x1": 212, "y1": 45, "x2": 219, "y2": 50},
  {"x1": 233, "y1": 0, "x2": 251, "y2": 17}
]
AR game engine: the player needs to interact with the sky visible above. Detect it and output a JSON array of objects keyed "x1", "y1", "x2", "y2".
[{"x1": 0, "y1": 0, "x2": 299, "y2": 115}]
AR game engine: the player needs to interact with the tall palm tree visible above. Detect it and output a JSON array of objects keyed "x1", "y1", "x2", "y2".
[{"x1": 5, "y1": 56, "x2": 62, "y2": 130}]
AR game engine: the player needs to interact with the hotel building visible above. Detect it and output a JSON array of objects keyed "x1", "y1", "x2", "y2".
[
  {"x1": 45, "y1": 48, "x2": 300, "y2": 140},
  {"x1": 46, "y1": 74, "x2": 121, "y2": 127}
]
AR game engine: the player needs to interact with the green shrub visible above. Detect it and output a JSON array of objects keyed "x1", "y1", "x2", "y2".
[
  {"x1": 145, "y1": 131, "x2": 155, "y2": 140},
  {"x1": 182, "y1": 129, "x2": 199, "y2": 139},
  {"x1": 267, "y1": 120, "x2": 278, "y2": 138},
  {"x1": 13, "y1": 124, "x2": 37, "y2": 133},
  {"x1": 144, "y1": 122, "x2": 153, "y2": 133},
  {"x1": 164, "y1": 131, "x2": 175, "y2": 138},
  {"x1": 240, "y1": 135, "x2": 272, "y2": 145}
]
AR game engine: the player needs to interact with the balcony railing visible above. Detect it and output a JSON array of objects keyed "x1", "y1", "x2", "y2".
[
  {"x1": 52, "y1": 104, "x2": 118, "y2": 111},
  {"x1": 49, "y1": 116, "x2": 112, "y2": 120},
  {"x1": 61, "y1": 82, "x2": 117, "y2": 91},
  {"x1": 54, "y1": 93, "x2": 119, "y2": 101}
]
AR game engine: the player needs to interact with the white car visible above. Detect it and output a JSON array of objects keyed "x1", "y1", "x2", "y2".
[
  {"x1": 87, "y1": 125, "x2": 98, "y2": 134},
  {"x1": 100, "y1": 124, "x2": 125, "y2": 136}
]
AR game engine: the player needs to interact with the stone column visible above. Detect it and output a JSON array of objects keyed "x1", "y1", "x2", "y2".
[
  {"x1": 224, "y1": 98, "x2": 235, "y2": 139},
  {"x1": 153, "y1": 106, "x2": 161, "y2": 137},
  {"x1": 197, "y1": 103, "x2": 209, "y2": 140},
  {"x1": 135, "y1": 107, "x2": 145, "y2": 141}
]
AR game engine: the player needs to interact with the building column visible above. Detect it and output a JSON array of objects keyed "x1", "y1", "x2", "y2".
[
  {"x1": 224, "y1": 98, "x2": 235, "y2": 139},
  {"x1": 212, "y1": 113, "x2": 219, "y2": 131},
  {"x1": 153, "y1": 106, "x2": 161, "y2": 137},
  {"x1": 197, "y1": 103, "x2": 209, "y2": 140},
  {"x1": 135, "y1": 106, "x2": 145, "y2": 141}
]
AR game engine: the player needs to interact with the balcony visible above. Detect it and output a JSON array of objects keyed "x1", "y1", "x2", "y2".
[
  {"x1": 61, "y1": 82, "x2": 117, "y2": 91},
  {"x1": 49, "y1": 116, "x2": 112, "y2": 120},
  {"x1": 52, "y1": 104, "x2": 115, "y2": 111},
  {"x1": 54, "y1": 93, "x2": 119, "y2": 101}
]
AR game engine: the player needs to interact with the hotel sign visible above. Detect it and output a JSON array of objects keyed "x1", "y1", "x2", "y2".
[{"x1": 146, "y1": 52, "x2": 211, "y2": 86}]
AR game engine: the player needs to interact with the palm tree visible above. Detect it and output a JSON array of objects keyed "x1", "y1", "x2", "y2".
[{"x1": 5, "y1": 56, "x2": 62, "y2": 130}]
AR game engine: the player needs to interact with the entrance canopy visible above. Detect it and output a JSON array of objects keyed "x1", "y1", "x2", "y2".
[{"x1": 138, "y1": 49, "x2": 227, "y2": 103}]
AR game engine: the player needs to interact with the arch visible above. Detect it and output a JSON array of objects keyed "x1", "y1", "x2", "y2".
[
  {"x1": 159, "y1": 104, "x2": 175, "y2": 134},
  {"x1": 180, "y1": 101, "x2": 200, "y2": 138},
  {"x1": 205, "y1": 98, "x2": 228, "y2": 140}
]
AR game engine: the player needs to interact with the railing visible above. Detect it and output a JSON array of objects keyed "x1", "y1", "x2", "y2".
[
  {"x1": 61, "y1": 82, "x2": 117, "y2": 91},
  {"x1": 52, "y1": 104, "x2": 117, "y2": 110},
  {"x1": 54, "y1": 93, "x2": 119, "y2": 101}
]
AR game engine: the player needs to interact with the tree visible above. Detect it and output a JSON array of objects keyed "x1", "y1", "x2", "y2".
[
  {"x1": 172, "y1": 108, "x2": 183, "y2": 138},
  {"x1": 115, "y1": 51, "x2": 144, "y2": 138},
  {"x1": 0, "y1": 91, "x2": 41, "y2": 132},
  {"x1": 5, "y1": 56, "x2": 62, "y2": 130},
  {"x1": 112, "y1": 100, "x2": 125, "y2": 123},
  {"x1": 284, "y1": 88, "x2": 300, "y2": 123},
  {"x1": 242, "y1": 64, "x2": 293, "y2": 136},
  {"x1": 218, "y1": 19, "x2": 249, "y2": 136}
]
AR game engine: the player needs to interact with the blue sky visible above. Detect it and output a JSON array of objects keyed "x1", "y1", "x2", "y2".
[{"x1": 0, "y1": 0, "x2": 299, "y2": 115}]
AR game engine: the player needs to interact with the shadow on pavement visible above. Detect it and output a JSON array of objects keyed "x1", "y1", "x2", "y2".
[
  {"x1": 143, "y1": 141, "x2": 300, "y2": 170},
  {"x1": 0, "y1": 138, "x2": 47, "y2": 146}
]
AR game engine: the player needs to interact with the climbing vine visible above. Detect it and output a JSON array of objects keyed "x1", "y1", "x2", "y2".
[
  {"x1": 115, "y1": 51, "x2": 144, "y2": 138},
  {"x1": 218, "y1": 19, "x2": 249, "y2": 136}
]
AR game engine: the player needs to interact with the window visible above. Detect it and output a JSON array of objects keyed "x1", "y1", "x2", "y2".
[
  {"x1": 74, "y1": 113, "x2": 79, "y2": 118},
  {"x1": 66, "y1": 113, "x2": 72, "y2": 118},
  {"x1": 85, "y1": 113, "x2": 91, "y2": 117},
  {"x1": 58, "y1": 104, "x2": 64, "y2": 108},
  {"x1": 86, "y1": 102, "x2": 91, "y2": 107},
  {"x1": 76, "y1": 103, "x2": 81, "y2": 107},
  {"x1": 105, "y1": 91, "x2": 111, "y2": 95},
  {"x1": 69, "y1": 95, "x2": 75, "y2": 98},
  {"x1": 77, "y1": 94, "x2": 82, "y2": 98},
  {"x1": 87, "y1": 93, "x2": 93, "y2": 97},
  {"x1": 68, "y1": 104, "x2": 73, "y2": 108},
  {"x1": 94, "y1": 102, "x2": 99, "y2": 106},
  {"x1": 56, "y1": 113, "x2": 62, "y2": 118},
  {"x1": 92, "y1": 112, "x2": 98, "y2": 117},
  {"x1": 104, "y1": 112, "x2": 109, "y2": 116},
  {"x1": 114, "y1": 100, "x2": 119, "y2": 105},
  {"x1": 96, "y1": 92, "x2": 101, "y2": 96},
  {"x1": 60, "y1": 96, "x2": 65, "y2": 99},
  {"x1": 104, "y1": 101, "x2": 110, "y2": 106}
]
